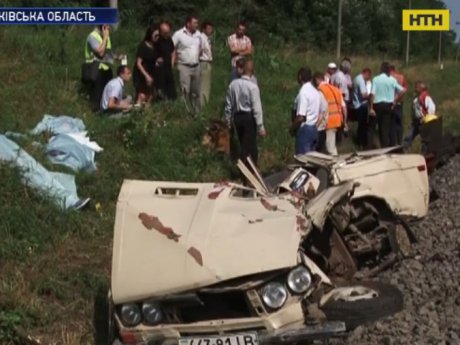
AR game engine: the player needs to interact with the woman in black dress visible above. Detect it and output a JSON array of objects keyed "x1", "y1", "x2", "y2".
[{"x1": 133, "y1": 25, "x2": 160, "y2": 105}]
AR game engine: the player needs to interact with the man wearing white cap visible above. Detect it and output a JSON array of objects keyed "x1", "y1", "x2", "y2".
[
  {"x1": 325, "y1": 62, "x2": 337, "y2": 84},
  {"x1": 330, "y1": 59, "x2": 351, "y2": 103}
]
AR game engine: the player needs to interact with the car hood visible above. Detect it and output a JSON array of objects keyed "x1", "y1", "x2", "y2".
[{"x1": 111, "y1": 180, "x2": 303, "y2": 304}]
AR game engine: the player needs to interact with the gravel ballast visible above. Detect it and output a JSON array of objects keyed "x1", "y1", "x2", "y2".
[{"x1": 338, "y1": 156, "x2": 460, "y2": 345}]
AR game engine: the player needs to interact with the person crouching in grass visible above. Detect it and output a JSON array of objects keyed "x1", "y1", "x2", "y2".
[{"x1": 100, "y1": 65, "x2": 133, "y2": 115}]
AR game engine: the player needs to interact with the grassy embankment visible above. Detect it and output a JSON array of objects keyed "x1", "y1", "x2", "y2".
[{"x1": 0, "y1": 25, "x2": 459, "y2": 344}]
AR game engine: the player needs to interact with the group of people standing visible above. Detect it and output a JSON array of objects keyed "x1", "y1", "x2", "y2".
[
  {"x1": 82, "y1": 16, "x2": 254, "y2": 116},
  {"x1": 82, "y1": 18, "x2": 438, "y2": 176},
  {"x1": 289, "y1": 59, "x2": 438, "y2": 158},
  {"x1": 224, "y1": 56, "x2": 437, "y2": 174}
]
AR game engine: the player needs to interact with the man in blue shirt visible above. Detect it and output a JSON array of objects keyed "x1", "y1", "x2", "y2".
[
  {"x1": 352, "y1": 68, "x2": 372, "y2": 149},
  {"x1": 370, "y1": 62, "x2": 406, "y2": 148}
]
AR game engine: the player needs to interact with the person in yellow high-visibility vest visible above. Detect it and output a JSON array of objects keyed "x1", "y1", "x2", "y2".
[{"x1": 85, "y1": 25, "x2": 115, "y2": 111}]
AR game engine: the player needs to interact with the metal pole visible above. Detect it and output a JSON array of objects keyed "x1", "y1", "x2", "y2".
[
  {"x1": 456, "y1": 42, "x2": 460, "y2": 63},
  {"x1": 456, "y1": 22, "x2": 460, "y2": 63},
  {"x1": 109, "y1": 0, "x2": 119, "y2": 30},
  {"x1": 438, "y1": 31, "x2": 442, "y2": 66},
  {"x1": 336, "y1": 0, "x2": 343, "y2": 60},
  {"x1": 405, "y1": 0, "x2": 411, "y2": 65}
]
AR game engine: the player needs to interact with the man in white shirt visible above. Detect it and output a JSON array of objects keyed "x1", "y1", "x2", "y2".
[
  {"x1": 224, "y1": 59, "x2": 266, "y2": 168},
  {"x1": 172, "y1": 15, "x2": 202, "y2": 114},
  {"x1": 290, "y1": 67, "x2": 323, "y2": 155},
  {"x1": 199, "y1": 21, "x2": 213, "y2": 106},
  {"x1": 227, "y1": 21, "x2": 253, "y2": 81},
  {"x1": 313, "y1": 73, "x2": 330, "y2": 153},
  {"x1": 100, "y1": 65, "x2": 132, "y2": 113},
  {"x1": 324, "y1": 62, "x2": 336, "y2": 84}
]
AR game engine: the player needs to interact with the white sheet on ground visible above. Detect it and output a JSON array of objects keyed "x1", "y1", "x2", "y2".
[
  {"x1": 30, "y1": 114, "x2": 85, "y2": 135},
  {"x1": 0, "y1": 134, "x2": 83, "y2": 210},
  {"x1": 31, "y1": 115, "x2": 103, "y2": 172}
]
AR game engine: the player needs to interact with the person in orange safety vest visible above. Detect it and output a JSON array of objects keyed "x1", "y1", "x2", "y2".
[{"x1": 314, "y1": 73, "x2": 348, "y2": 155}]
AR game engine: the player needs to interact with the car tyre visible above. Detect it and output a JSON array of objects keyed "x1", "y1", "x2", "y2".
[
  {"x1": 388, "y1": 223, "x2": 412, "y2": 257},
  {"x1": 320, "y1": 281, "x2": 403, "y2": 330}
]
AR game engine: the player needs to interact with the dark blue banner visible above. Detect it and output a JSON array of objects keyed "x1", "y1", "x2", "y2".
[{"x1": 0, "y1": 8, "x2": 118, "y2": 25}]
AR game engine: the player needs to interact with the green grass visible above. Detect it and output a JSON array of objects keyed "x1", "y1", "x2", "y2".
[{"x1": 1, "y1": 25, "x2": 460, "y2": 344}]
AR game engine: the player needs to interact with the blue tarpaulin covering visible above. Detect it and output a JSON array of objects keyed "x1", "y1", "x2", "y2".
[
  {"x1": 0, "y1": 134, "x2": 88, "y2": 210},
  {"x1": 47, "y1": 133, "x2": 98, "y2": 172},
  {"x1": 31, "y1": 115, "x2": 103, "y2": 172},
  {"x1": 30, "y1": 114, "x2": 85, "y2": 135}
]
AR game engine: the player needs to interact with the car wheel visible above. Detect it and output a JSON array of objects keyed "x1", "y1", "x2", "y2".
[
  {"x1": 348, "y1": 199, "x2": 414, "y2": 258},
  {"x1": 388, "y1": 223, "x2": 412, "y2": 257},
  {"x1": 108, "y1": 311, "x2": 116, "y2": 345},
  {"x1": 320, "y1": 281, "x2": 403, "y2": 330}
]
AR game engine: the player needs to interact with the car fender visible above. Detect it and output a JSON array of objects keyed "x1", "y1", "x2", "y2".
[
  {"x1": 299, "y1": 252, "x2": 333, "y2": 286},
  {"x1": 330, "y1": 154, "x2": 429, "y2": 219}
]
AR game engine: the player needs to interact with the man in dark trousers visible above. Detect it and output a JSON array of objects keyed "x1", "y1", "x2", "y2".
[
  {"x1": 404, "y1": 81, "x2": 437, "y2": 150},
  {"x1": 154, "y1": 21, "x2": 177, "y2": 101},
  {"x1": 85, "y1": 24, "x2": 115, "y2": 111},
  {"x1": 352, "y1": 68, "x2": 373, "y2": 149},
  {"x1": 369, "y1": 62, "x2": 406, "y2": 148},
  {"x1": 224, "y1": 59, "x2": 266, "y2": 170},
  {"x1": 389, "y1": 65, "x2": 408, "y2": 145}
]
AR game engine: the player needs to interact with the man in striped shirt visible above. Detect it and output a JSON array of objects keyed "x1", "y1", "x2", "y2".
[{"x1": 227, "y1": 21, "x2": 253, "y2": 81}]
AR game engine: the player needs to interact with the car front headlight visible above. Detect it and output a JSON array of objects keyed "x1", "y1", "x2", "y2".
[
  {"x1": 287, "y1": 266, "x2": 312, "y2": 294},
  {"x1": 142, "y1": 301, "x2": 163, "y2": 325},
  {"x1": 261, "y1": 282, "x2": 288, "y2": 309},
  {"x1": 120, "y1": 303, "x2": 142, "y2": 327}
]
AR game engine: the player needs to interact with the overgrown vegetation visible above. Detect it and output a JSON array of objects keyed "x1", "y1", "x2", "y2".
[
  {"x1": 109, "y1": 0, "x2": 457, "y2": 59},
  {"x1": 1, "y1": 4, "x2": 460, "y2": 345},
  {"x1": 2, "y1": 0, "x2": 457, "y2": 58}
]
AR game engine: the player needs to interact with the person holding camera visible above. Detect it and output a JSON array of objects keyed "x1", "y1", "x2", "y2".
[
  {"x1": 83, "y1": 25, "x2": 114, "y2": 111},
  {"x1": 83, "y1": 25, "x2": 126, "y2": 112}
]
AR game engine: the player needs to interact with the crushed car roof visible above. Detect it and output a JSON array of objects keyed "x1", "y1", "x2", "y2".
[{"x1": 294, "y1": 146, "x2": 404, "y2": 166}]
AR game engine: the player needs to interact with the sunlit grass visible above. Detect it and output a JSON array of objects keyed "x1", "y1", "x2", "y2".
[{"x1": 0, "y1": 25, "x2": 459, "y2": 344}]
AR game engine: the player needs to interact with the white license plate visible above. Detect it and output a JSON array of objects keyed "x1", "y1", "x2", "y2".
[{"x1": 179, "y1": 332, "x2": 259, "y2": 345}]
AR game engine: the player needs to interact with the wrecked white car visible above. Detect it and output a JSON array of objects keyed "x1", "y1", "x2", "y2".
[
  {"x1": 263, "y1": 148, "x2": 430, "y2": 278},
  {"x1": 293, "y1": 147, "x2": 430, "y2": 220},
  {"x1": 109, "y1": 172, "x2": 404, "y2": 345}
]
